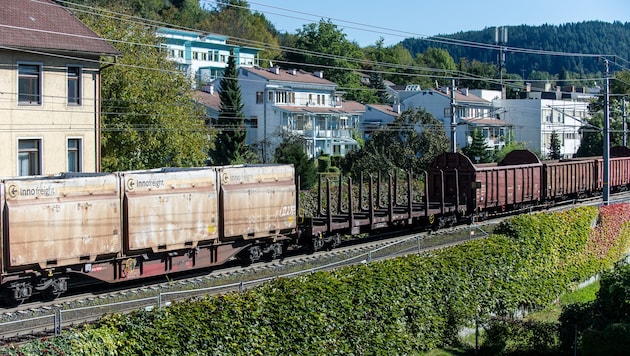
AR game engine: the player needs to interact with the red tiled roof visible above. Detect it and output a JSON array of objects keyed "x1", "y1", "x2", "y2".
[
  {"x1": 243, "y1": 67, "x2": 337, "y2": 86},
  {"x1": 366, "y1": 104, "x2": 401, "y2": 117},
  {"x1": 193, "y1": 90, "x2": 220, "y2": 110},
  {"x1": 0, "y1": 0, "x2": 119, "y2": 56}
]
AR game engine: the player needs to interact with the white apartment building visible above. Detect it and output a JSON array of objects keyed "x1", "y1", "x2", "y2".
[
  {"x1": 157, "y1": 27, "x2": 259, "y2": 86},
  {"x1": 238, "y1": 67, "x2": 364, "y2": 162},
  {"x1": 494, "y1": 97, "x2": 588, "y2": 158}
]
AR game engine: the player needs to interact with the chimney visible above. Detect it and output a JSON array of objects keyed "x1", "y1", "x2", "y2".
[
  {"x1": 290, "y1": 68, "x2": 297, "y2": 75},
  {"x1": 392, "y1": 104, "x2": 401, "y2": 113},
  {"x1": 461, "y1": 88, "x2": 469, "y2": 96},
  {"x1": 202, "y1": 84, "x2": 214, "y2": 95},
  {"x1": 268, "y1": 67, "x2": 280, "y2": 75},
  {"x1": 313, "y1": 70, "x2": 323, "y2": 78}
]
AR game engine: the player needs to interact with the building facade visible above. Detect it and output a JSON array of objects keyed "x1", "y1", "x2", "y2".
[
  {"x1": 381, "y1": 85, "x2": 510, "y2": 152},
  {"x1": 157, "y1": 27, "x2": 259, "y2": 87},
  {"x1": 238, "y1": 67, "x2": 364, "y2": 162},
  {"x1": 0, "y1": 0, "x2": 118, "y2": 176},
  {"x1": 493, "y1": 97, "x2": 587, "y2": 158}
]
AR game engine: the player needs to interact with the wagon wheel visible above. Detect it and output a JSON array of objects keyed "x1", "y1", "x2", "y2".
[
  {"x1": 40, "y1": 277, "x2": 68, "y2": 302},
  {"x1": 3, "y1": 281, "x2": 32, "y2": 307}
]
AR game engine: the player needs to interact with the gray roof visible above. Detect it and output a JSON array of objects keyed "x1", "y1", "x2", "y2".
[{"x1": 0, "y1": 0, "x2": 119, "y2": 56}]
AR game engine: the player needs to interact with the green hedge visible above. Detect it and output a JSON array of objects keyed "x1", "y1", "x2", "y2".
[{"x1": 6, "y1": 204, "x2": 630, "y2": 355}]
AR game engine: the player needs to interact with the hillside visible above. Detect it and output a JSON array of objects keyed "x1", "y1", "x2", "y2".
[{"x1": 400, "y1": 21, "x2": 630, "y2": 77}]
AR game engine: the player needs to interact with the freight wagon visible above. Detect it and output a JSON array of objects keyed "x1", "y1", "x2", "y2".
[{"x1": 1, "y1": 165, "x2": 297, "y2": 305}]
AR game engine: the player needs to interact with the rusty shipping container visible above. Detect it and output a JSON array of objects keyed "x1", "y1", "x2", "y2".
[
  {"x1": 3, "y1": 173, "x2": 121, "y2": 269},
  {"x1": 122, "y1": 168, "x2": 219, "y2": 253},
  {"x1": 218, "y1": 165, "x2": 296, "y2": 240}
]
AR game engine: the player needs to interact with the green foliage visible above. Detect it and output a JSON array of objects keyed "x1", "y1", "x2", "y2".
[
  {"x1": 481, "y1": 319, "x2": 560, "y2": 355},
  {"x1": 273, "y1": 138, "x2": 317, "y2": 190},
  {"x1": 549, "y1": 130, "x2": 562, "y2": 159},
  {"x1": 401, "y1": 21, "x2": 630, "y2": 77},
  {"x1": 11, "y1": 203, "x2": 630, "y2": 355},
  {"x1": 196, "y1": 0, "x2": 282, "y2": 62},
  {"x1": 76, "y1": 8, "x2": 212, "y2": 171},
  {"x1": 317, "y1": 155, "x2": 331, "y2": 173},
  {"x1": 209, "y1": 49, "x2": 257, "y2": 165},
  {"x1": 339, "y1": 108, "x2": 449, "y2": 178},
  {"x1": 462, "y1": 129, "x2": 492, "y2": 163},
  {"x1": 287, "y1": 20, "x2": 372, "y2": 102}
]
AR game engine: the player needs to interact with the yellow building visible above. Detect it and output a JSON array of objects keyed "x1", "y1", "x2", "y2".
[{"x1": 0, "y1": 0, "x2": 118, "y2": 176}]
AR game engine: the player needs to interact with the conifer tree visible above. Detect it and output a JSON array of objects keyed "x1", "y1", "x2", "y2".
[
  {"x1": 463, "y1": 129, "x2": 492, "y2": 163},
  {"x1": 549, "y1": 130, "x2": 562, "y2": 159},
  {"x1": 210, "y1": 49, "x2": 251, "y2": 165}
]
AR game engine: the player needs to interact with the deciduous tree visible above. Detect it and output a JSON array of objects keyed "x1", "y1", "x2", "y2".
[{"x1": 76, "y1": 8, "x2": 213, "y2": 171}]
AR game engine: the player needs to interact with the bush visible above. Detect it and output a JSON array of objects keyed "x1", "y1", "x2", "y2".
[{"x1": 7, "y1": 204, "x2": 630, "y2": 355}]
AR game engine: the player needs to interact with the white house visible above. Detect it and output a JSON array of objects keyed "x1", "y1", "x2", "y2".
[
  {"x1": 383, "y1": 85, "x2": 510, "y2": 152},
  {"x1": 157, "y1": 27, "x2": 259, "y2": 87},
  {"x1": 493, "y1": 97, "x2": 588, "y2": 158},
  {"x1": 238, "y1": 67, "x2": 364, "y2": 162}
]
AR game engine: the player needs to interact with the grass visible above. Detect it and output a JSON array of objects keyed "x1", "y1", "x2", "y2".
[{"x1": 527, "y1": 279, "x2": 600, "y2": 323}]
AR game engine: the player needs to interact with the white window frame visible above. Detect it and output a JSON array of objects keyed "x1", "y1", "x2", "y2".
[
  {"x1": 17, "y1": 62, "x2": 43, "y2": 106},
  {"x1": 17, "y1": 138, "x2": 43, "y2": 176}
]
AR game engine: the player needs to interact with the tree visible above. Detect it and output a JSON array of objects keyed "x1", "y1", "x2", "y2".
[
  {"x1": 76, "y1": 7, "x2": 212, "y2": 171},
  {"x1": 462, "y1": 129, "x2": 493, "y2": 163},
  {"x1": 549, "y1": 130, "x2": 562, "y2": 159},
  {"x1": 196, "y1": 0, "x2": 282, "y2": 63},
  {"x1": 210, "y1": 49, "x2": 257, "y2": 165},
  {"x1": 274, "y1": 137, "x2": 318, "y2": 190},
  {"x1": 288, "y1": 20, "x2": 369, "y2": 102},
  {"x1": 339, "y1": 108, "x2": 449, "y2": 177}
]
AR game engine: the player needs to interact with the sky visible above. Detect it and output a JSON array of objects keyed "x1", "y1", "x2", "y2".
[{"x1": 245, "y1": 0, "x2": 629, "y2": 47}]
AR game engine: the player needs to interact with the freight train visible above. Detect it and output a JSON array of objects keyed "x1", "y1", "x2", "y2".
[{"x1": 2, "y1": 147, "x2": 630, "y2": 305}]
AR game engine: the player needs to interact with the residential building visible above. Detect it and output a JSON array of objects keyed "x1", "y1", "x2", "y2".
[
  {"x1": 238, "y1": 67, "x2": 364, "y2": 162},
  {"x1": 383, "y1": 85, "x2": 510, "y2": 152},
  {"x1": 493, "y1": 97, "x2": 588, "y2": 158},
  {"x1": 361, "y1": 104, "x2": 402, "y2": 140},
  {"x1": 0, "y1": 0, "x2": 118, "y2": 176},
  {"x1": 157, "y1": 27, "x2": 259, "y2": 87}
]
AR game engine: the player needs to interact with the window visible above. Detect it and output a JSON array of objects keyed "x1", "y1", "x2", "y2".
[
  {"x1": 249, "y1": 117, "x2": 258, "y2": 128},
  {"x1": 276, "y1": 91, "x2": 287, "y2": 103},
  {"x1": 18, "y1": 139, "x2": 41, "y2": 176},
  {"x1": 67, "y1": 138, "x2": 82, "y2": 172},
  {"x1": 18, "y1": 64, "x2": 42, "y2": 105},
  {"x1": 288, "y1": 92, "x2": 295, "y2": 104},
  {"x1": 67, "y1": 66, "x2": 81, "y2": 105},
  {"x1": 256, "y1": 92, "x2": 264, "y2": 104}
]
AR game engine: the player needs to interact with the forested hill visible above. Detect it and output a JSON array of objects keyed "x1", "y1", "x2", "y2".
[{"x1": 400, "y1": 21, "x2": 630, "y2": 76}]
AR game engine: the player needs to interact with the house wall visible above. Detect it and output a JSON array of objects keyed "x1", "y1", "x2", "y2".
[
  {"x1": 0, "y1": 50, "x2": 99, "y2": 176},
  {"x1": 494, "y1": 99, "x2": 586, "y2": 158}
]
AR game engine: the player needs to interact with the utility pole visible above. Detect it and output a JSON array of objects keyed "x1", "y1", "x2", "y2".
[
  {"x1": 496, "y1": 27, "x2": 508, "y2": 99},
  {"x1": 450, "y1": 78, "x2": 457, "y2": 152},
  {"x1": 603, "y1": 59, "x2": 610, "y2": 205}
]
